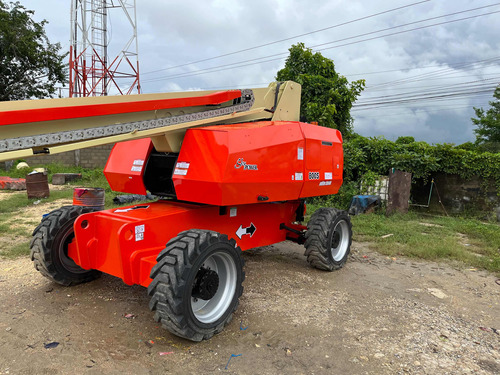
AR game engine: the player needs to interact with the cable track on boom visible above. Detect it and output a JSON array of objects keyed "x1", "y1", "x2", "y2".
[{"x1": 0, "y1": 90, "x2": 254, "y2": 153}]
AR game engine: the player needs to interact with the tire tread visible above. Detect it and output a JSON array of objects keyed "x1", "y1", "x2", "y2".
[
  {"x1": 30, "y1": 206, "x2": 101, "y2": 286},
  {"x1": 148, "y1": 229, "x2": 244, "y2": 342},
  {"x1": 304, "y1": 208, "x2": 352, "y2": 271}
]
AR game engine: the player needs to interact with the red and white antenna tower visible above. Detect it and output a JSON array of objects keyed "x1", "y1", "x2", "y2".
[{"x1": 69, "y1": 0, "x2": 140, "y2": 97}]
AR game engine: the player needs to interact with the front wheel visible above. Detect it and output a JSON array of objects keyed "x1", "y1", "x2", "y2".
[
  {"x1": 148, "y1": 229, "x2": 245, "y2": 341},
  {"x1": 30, "y1": 206, "x2": 101, "y2": 286},
  {"x1": 304, "y1": 208, "x2": 352, "y2": 271}
]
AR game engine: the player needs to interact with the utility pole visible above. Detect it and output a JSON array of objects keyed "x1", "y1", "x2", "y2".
[{"x1": 69, "y1": 0, "x2": 140, "y2": 97}]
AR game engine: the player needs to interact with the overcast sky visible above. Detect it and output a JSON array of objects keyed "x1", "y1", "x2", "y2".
[{"x1": 19, "y1": 0, "x2": 500, "y2": 145}]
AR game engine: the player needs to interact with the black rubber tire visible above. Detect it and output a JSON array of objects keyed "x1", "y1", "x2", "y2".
[
  {"x1": 148, "y1": 229, "x2": 245, "y2": 342},
  {"x1": 304, "y1": 208, "x2": 352, "y2": 271},
  {"x1": 30, "y1": 206, "x2": 101, "y2": 286}
]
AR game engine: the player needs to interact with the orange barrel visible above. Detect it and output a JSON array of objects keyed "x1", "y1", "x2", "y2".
[
  {"x1": 73, "y1": 187, "x2": 105, "y2": 211},
  {"x1": 26, "y1": 172, "x2": 50, "y2": 199}
]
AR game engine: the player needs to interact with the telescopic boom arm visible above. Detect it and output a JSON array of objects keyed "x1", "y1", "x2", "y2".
[{"x1": 0, "y1": 81, "x2": 301, "y2": 162}]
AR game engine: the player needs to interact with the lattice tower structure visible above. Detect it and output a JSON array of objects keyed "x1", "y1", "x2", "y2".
[{"x1": 69, "y1": 0, "x2": 140, "y2": 97}]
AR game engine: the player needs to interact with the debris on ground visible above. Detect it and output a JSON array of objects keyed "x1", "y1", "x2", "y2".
[
  {"x1": 44, "y1": 342, "x2": 60, "y2": 349},
  {"x1": 51, "y1": 173, "x2": 82, "y2": 185},
  {"x1": 348, "y1": 195, "x2": 381, "y2": 215},
  {"x1": 0, "y1": 176, "x2": 26, "y2": 191},
  {"x1": 427, "y1": 288, "x2": 448, "y2": 299},
  {"x1": 225, "y1": 354, "x2": 242, "y2": 370},
  {"x1": 16, "y1": 162, "x2": 30, "y2": 170}
]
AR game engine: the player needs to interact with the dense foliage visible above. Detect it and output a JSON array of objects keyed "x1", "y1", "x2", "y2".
[
  {"x1": 0, "y1": 1, "x2": 66, "y2": 101},
  {"x1": 472, "y1": 85, "x2": 500, "y2": 152},
  {"x1": 343, "y1": 136, "x2": 500, "y2": 189},
  {"x1": 315, "y1": 136, "x2": 500, "y2": 210},
  {"x1": 274, "y1": 45, "x2": 499, "y2": 211},
  {"x1": 276, "y1": 43, "x2": 365, "y2": 136}
]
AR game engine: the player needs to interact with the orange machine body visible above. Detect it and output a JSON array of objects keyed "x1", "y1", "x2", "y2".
[
  {"x1": 104, "y1": 121, "x2": 343, "y2": 205},
  {"x1": 69, "y1": 200, "x2": 303, "y2": 287},
  {"x1": 70, "y1": 120, "x2": 344, "y2": 287}
]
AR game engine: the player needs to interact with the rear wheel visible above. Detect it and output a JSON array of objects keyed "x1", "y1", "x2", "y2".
[
  {"x1": 304, "y1": 208, "x2": 352, "y2": 271},
  {"x1": 30, "y1": 206, "x2": 101, "y2": 286},
  {"x1": 148, "y1": 229, "x2": 244, "y2": 341}
]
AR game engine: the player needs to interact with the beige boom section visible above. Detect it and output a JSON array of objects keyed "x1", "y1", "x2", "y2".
[{"x1": 0, "y1": 82, "x2": 301, "y2": 163}]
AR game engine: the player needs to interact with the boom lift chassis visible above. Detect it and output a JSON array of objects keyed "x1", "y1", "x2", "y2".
[{"x1": 0, "y1": 82, "x2": 352, "y2": 341}]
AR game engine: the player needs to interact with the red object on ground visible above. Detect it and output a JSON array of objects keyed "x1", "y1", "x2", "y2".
[
  {"x1": 0, "y1": 176, "x2": 26, "y2": 190},
  {"x1": 73, "y1": 187, "x2": 105, "y2": 210}
]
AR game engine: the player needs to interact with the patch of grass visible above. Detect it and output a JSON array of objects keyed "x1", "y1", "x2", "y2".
[
  {"x1": 1, "y1": 241, "x2": 31, "y2": 258},
  {"x1": 351, "y1": 212, "x2": 500, "y2": 275},
  {"x1": 0, "y1": 164, "x2": 152, "y2": 258},
  {"x1": 0, "y1": 220, "x2": 11, "y2": 233},
  {"x1": 1, "y1": 162, "x2": 110, "y2": 189},
  {"x1": 1, "y1": 162, "x2": 132, "y2": 209},
  {"x1": 0, "y1": 189, "x2": 74, "y2": 214}
]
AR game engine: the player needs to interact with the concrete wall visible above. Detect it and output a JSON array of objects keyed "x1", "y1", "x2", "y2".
[
  {"x1": 412, "y1": 174, "x2": 499, "y2": 220},
  {"x1": 361, "y1": 176, "x2": 389, "y2": 202},
  {"x1": 2, "y1": 144, "x2": 114, "y2": 169}
]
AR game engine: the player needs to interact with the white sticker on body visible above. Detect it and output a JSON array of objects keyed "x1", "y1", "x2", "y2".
[
  {"x1": 131, "y1": 166, "x2": 142, "y2": 172},
  {"x1": 325, "y1": 172, "x2": 333, "y2": 180},
  {"x1": 173, "y1": 168, "x2": 188, "y2": 176},
  {"x1": 295, "y1": 172, "x2": 303, "y2": 181},
  {"x1": 297, "y1": 147, "x2": 304, "y2": 160},
  {"x1": 135, "y1": 225, "x2": 145, "y2": 241},
  {"x1": 176, "y1": 162, "x2": 190, "y2": 169}
]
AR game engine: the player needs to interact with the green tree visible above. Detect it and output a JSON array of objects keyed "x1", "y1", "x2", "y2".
[
  {"x1": 276, "y1": 43, "x2": 365, "y2": 136},
  {"x1": 472, "y1": 85, "x2": 500, "y2": 152},
  {"x1": 0, "y1": 1, "x2": 66, "y2": 101},
  {"x1": 395, "y1": 136, "x2": 415, "y2": 145}
]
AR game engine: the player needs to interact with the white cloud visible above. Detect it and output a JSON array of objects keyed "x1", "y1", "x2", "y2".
[{"x1": 17, "y1": 0, "x2": 500, "y2": 144}]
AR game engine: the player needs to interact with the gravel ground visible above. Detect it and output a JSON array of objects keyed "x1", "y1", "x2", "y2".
[{"x1": 0, "y1": 239, "x2": 499, "y2": 375}]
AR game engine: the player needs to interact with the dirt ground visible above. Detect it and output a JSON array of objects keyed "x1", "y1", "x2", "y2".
[
  {"x1": 0, "y1": 244, "x2": 498, "y2": 375},
  {"x1": 0, "y1": 197, "x2": 499, "y2": 374}
]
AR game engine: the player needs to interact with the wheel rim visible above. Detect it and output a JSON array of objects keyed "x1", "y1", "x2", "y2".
[
  {"x1": 330, "y1": 220, "x2": 350, "y2": 262},
  {"x1": 191, "y1": 251, "x2": 237, "y2": 324},
  {"x1": 58, "y1": 229, "x2": 87, "y2": 274}
]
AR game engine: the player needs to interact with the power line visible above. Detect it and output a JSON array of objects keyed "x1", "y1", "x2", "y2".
[
  {"x1": 352, "y1": 103, "x2": 490, "y2": 119},
  {"x1": 366, "y1": 56, "x2": 500, "y2": 89},
  {"x1": 352, "y1": 90, "x2": 496, "y2": 111},
  {"x1": 365, "y1": 72, "x2": 500, "y2": 92},
  {"x1": 142, "y1": 6, "x2": 500, "y2": 83},
  {"x1": 143, "y1": 63, "x2": 500, "y2": 93},
  {"x1": 141, "y1": 0, "x2": 431, "y2": 75},
  {"x1": 313, "y1": 10, "x2": 500, "y2": 55},
  {"x1": 310, "y1": 3, "x2": 500, "y2": 50},
  {"x1": 357, "y1": 78, "x2": 500, "y2": 103}
]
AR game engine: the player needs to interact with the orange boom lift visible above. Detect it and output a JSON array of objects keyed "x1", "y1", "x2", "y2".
[{"x1": 0, "y1": 82, "x2": 352, "y2": 341}]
